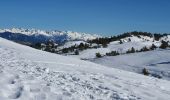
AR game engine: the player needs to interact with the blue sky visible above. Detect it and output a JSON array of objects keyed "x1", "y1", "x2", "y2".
[{"x1": 0, "y1": 0, "x2": 170, "y2": 36}]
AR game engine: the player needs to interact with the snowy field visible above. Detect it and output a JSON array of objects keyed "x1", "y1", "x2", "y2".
[
  {"x1": 91, "y1": 49, "x2": 170, "y2": 81},
  {"x1": 1, "y1": 37, "x2": 170, "y2": 100}
]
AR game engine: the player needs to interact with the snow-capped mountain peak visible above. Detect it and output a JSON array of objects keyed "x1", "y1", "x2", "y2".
[{"x1": 0, "y1": 28, "x2": 99, "y2": 41}]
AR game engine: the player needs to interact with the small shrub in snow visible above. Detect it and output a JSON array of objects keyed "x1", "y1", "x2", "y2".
[
  {"x1": 142, "y1": 68, "x2": 150, "y2": 76},
  {"x1": 96, "y1": 53, "x2": 102, "y2": 58},
  {"x1": 74, "y1": 50, "x2": 79, "y2": 55},
  {"x1": 128, "y1": 38, "x2": 131, "y2": 42},
  {"x1": 119, "y1": 40, "x2": 123, "y2": 44}
]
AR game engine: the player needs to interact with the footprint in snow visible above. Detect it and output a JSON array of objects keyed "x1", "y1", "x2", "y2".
[{"x1": 8, "y1": 86, "x2": 23, "y2": 99}]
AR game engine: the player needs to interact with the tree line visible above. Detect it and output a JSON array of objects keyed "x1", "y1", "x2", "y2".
[
  {"x1": 88, "y1": 31, "x2": 169, "y2": 46},
  {"x1": 96, "y1": 40, "x2": 170, "y2": 58}
]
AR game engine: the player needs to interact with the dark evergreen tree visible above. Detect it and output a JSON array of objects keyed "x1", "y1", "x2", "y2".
[
  {"x1": 44, "y1": 46, "x2": 51, "y2": 52},
  {"x1": 106, "y1": 51, "x2": 119, "y2": 56},
  {"x1": 96, "y1": 53, "x2": 102, "y2": 58},
  {"x1": 34, "y1": 43, "x2": 42, "y2": 49},
  {"x1": 128, "y1": 38, "x2": 131, "y2": 42},
  {"x1": 74, "y1": 50, "x2": 79, "y2": 55},
  {"x1": 119, "y1": 40, "x2": 123, "y2": 44},
  {"x1": 140, "y1": 46, "x2": 149, "y2": 52},
  {"x1": 62, "y1": 48, "x2": 69, "y2": 53},
  {"x1": 150, "y1": 44, "x2": 157, "y2": 50},
  {"x1": 127, "y1": 47, "x2": 135, "y2": 53},
  {"x1": 102, "y1": 43, "x2": 108, "y2": 48},
  {"x1": 142, "y1": 68, "x2": 150, "y2": 76},
  {"x1": 159, "y1": 40, "x2": 168, "y2": 49},
  {"x1": 79, "y1": 43, "x2": 85, "y2": 50}
]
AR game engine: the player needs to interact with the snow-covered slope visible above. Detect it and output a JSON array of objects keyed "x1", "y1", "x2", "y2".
[
  {"x1": 0, "y1": 28, "x2": 99, "y2": 44},
  {"x1": 1, "y1": 38, "x2": 170, "y2": 100},
  {"x1": 67, "y1": 35, "x2": 169, "y2": 59},
  {"x1": 91, "y1": 49, "x2": 170, "y2": 80}
]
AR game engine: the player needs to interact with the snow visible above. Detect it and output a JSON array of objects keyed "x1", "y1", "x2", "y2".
[
  {"x1": 58, "y1": 40, "x2": 87, "y2": 49},
  {"x1": 67, "y1": 35, "x2": 164, "y2": 59},
  {"x1": 1, "y1": 37, "x2": 170, "y2": 100},
  {"x1": 71, "y1": 48, "x2": 110, "y2": 59},
  {"x1": 0, "y1": 28, "x2": 99, "y2": 41},
  {"x1": 91, "y1": 49, "x2": 170, "y2": 81},
  {"x1": 65, "y1": 31, "x2": 99, "y2": 40}
]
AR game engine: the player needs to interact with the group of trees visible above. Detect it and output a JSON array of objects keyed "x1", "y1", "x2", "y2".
[
  {"x1": 30, "y1": 31, "x2": 169, "y2": 57},
  {"x1": 96, "y1": 41, "x2": 169, "y2": 58},
  {"x1": 32, "y1": 40, "x2": 106, "y2": 55},
  {"x1": 32, "y1": 41, "x2": 95, "y2": 55},
  {"x1": 32, "y1": 40, "x2": 58, "y2": 53},
  {"x1": 127, "y1": 41, "x2": 169, "y2": 54},
  {"x1": 153, "y1": 34, "x2": 168, "y2": 41},
  {"x1": 106, "y1": 51, "x2": 120, "y2": 56},
  {"x1": 126, "y1": 46, "x2": 150, "y2": 54},
  {"x1": 61, "y1": 43, "x2": 91, "y2": 54},
  {"x1": 96, "y1": 51, "x2": 120, "y2": 58},
  {"x1": 159, "y1": 40, "x2": 169, "y2": 49},
  {"x1": 88, "y1": 31, "x2": 169, "y2": 46},
  {"x1": 126, "y1": 47, "x2": 136, "y2": 53}
]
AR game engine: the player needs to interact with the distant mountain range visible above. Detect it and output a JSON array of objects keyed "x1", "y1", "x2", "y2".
[{"x1": 0, "y1": 28, "x2": 99, "y2": 44}]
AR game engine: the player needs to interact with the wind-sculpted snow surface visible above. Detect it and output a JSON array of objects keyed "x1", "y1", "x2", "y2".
[{"x1": 0, "y1": 37, "x2": 170, "y2": 100}]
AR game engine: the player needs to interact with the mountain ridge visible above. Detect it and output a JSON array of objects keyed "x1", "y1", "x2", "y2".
[{"x1": 0, "y1": 28, "x2": 100, "y2": 44}]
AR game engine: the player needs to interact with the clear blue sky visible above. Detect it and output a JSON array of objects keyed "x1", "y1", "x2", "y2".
[{"x1": 0, "y1": 0, "x2": 170, "y2": 36}]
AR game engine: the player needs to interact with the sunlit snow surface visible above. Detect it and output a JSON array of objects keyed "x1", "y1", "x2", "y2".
[
  {"x1": 91, "y1": 49, "x2": 170, "y2": 81},
  {"x1": 0, "y1": 37, "x2": 170, "y2": 100}
]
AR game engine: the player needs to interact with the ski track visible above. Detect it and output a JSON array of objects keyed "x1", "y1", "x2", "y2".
[{"x1": 0, "y1": 45, "x2": 170, "y2": 100}]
